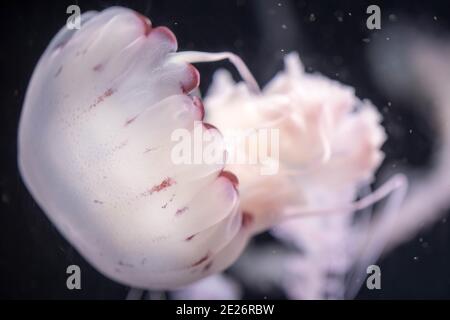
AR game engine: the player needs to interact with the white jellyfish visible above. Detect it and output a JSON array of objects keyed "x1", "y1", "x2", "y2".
[{"x1": 18, "y1": 7, "x2": 259, "y2": 290}]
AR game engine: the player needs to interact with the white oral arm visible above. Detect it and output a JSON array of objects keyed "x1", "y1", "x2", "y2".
[
  {"x1": 169, "y1": 51, "x2": 261, "y2": 94},
  {"x1": 281, "y1": 173, "x2": 408, "y2": 220}
]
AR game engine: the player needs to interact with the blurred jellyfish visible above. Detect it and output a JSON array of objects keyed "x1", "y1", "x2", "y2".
[
  {"x1": 367, "y1": 26, "x2": 450, "y2": 250},
  {"x1": 204, "y1": 52, "x2": 407, "y2": 299}
]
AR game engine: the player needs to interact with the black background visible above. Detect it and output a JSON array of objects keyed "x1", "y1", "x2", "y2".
[{"x1": 1, "y1": 0, "x2": 449, "y2": 299}]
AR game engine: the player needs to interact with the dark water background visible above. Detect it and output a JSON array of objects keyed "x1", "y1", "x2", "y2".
[{"x1": 1, "y1": 0, "x2": 449, "y2": 299}]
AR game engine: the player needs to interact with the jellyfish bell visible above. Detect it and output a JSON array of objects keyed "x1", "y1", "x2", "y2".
[{"x1": 18, "y1": 7, "x2": 254, "y2": 289}]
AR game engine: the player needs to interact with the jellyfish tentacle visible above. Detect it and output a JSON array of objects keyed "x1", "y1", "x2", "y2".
[
  {"x1": 344, "y1": 173, "x2": 409, "y2": 298},
  {"x1": 280, "y1": 174, "x2": 407, "y2": 220},
  {"x1": 168, "y1": 51, "x2": 260, "y2": 94},
  {"x1": 126, "y1": 287, "x2": 145, "y2": 300}
]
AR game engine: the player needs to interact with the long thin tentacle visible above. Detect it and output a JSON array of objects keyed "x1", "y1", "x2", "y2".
[
  {"x1": 169, "y1": 51, "x2": 261, "y2": 94},
  {"x1": 280, "y1": 174, "x2": 408, "y2": 221}
]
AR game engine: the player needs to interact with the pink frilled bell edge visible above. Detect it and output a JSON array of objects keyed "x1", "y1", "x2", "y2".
[{"x1": 18, "y1": 7, "x2": 260, "y2": 290}]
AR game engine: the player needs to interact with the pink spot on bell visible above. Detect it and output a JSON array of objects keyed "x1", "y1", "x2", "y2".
[
  {"x1": 241, "y1": 212, "x2": 254, "y2": 229},
  {"x1": 185, "y1": 234, "x2": 196, "y2": 241},
  {"x1": 143, "y1": 146, "x2": 158, "y2": 154},
  {"x1": 93, "y1": 63, "x2": 103, "y2": 72},
  {"x1": 104, "y1": 88, "x2": 114, "y2": 97},
  {"x1": 112, "y1": 140, "x2": 128, "y2": 151},
  {"x1": 191, "y1": 253, "x2": 210, "y2": 267},
  {"x1": 89, "y1": 88, "x2": 115, "y2": 109},
  {"x1": 202, "y1": 261, "x2": 213, "y2": 272},
  {"x1": 54, "y1": 40, "x2": 67, "y2": 52},
  {"x1": 54, "y1": 66, "x2": 63, "y2": 78},
  {"x1": 175, "y1": 206, "x2": 188, "y2": 216},
  {"x1": 144, "y1": 177, "x2": 176, "y2": 196},
  {"x1": 124, "y1": 115, "x2": 139, "y2": 126}
]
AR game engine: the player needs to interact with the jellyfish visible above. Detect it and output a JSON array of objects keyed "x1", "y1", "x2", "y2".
[
  {"x1": 19, "y1": 6, "x2": 405, "y2": 295},
  {"x1": 18, "y1": 7, "x2": 258, "y2": 290},
  {"x1": 203, "y1": 53, "x2": 407, "y2": 299},
  {"x1": 367, "y1": 26, "x2": 450, "y2": 250},
  {"x1": 205, "y1": 53, "x2": 392, "y2": 231}
]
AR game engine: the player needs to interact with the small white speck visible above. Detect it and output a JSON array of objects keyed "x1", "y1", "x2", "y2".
[
  {"x1": 389, "y1": 14, "x2": 397, "y2": 22},
  {"x1": 413, "y1": 256, "x2": 419, "y2": 261},
  {"x1": 1, "y1": 193, "x2": 9, "y2": 204},
  {"x1": 278, "y1": 2, "x2": 282, "y2": 7},
  {"x1": 387, "y1": 101, "x2": 392, "y2": 106},
  {"x1": 386, "y1": 37, "x2": 390, "y2": 41},
  {"x1": 409, "y1": 129, "x2": 413, "y2": 134},
  {"x1": 434, "y1": 16, "x2": 438, "y2": 21},
  {"x1": 362, "y1": 38, "x2": 370, "y2": 43},
  {"x1": 309, "y1": 13, "x2": 316, "y2": 22},
  {"x1": 234, "y1": 39, "x2": 244, "y2": 48},
  {"x1": 335, "y1": 11, "x2": 344, "y2": 22},
  {"x1": 282, "y1": 24, "x2": 287, "y2": 29}
]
